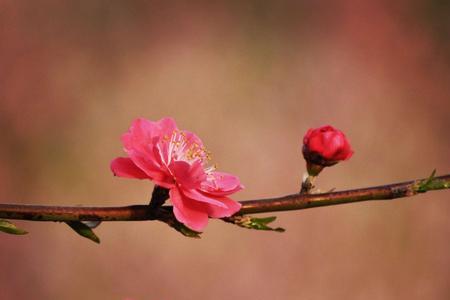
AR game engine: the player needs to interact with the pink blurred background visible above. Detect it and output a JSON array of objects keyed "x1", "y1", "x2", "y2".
[{"x1": 1, "y1": 1, "x2": 449, "y2": 299}]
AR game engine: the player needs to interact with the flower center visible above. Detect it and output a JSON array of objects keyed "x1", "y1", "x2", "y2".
[{"x1": 163, "y1": 130, "x2": 212, "y2": 167}]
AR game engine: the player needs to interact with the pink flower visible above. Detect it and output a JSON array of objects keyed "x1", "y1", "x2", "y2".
[
  {"x1": 302, "y1": 125, "x2": 353, "y2": 169},
  {"x1": 110, "y1": 117, "x2": 243, "y2": 231}
]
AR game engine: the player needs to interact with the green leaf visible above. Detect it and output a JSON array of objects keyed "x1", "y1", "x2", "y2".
[
  {"x1": 415, "y1": 169, "x2": 441, "y2": 193},
  {"x1": 232, "y1": 215, "x2": 285, "y2": 232},
  {"x1": 66, "y1": 221, "x2": 100, "y2": 244},
  {"x1": 0, "y1": 219, "x2": 28, "y2": 235},
  {"x1": 176, "y1": 223, "x2": 202, "y2": 239}
]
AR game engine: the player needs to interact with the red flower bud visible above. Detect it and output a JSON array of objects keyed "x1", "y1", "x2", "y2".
[{"x1": 302, "y1": 125, "x2": 353, "y2": 175}]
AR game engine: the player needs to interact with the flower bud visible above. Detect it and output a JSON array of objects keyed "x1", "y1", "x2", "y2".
[{"x1": 302, "y1": 125, "x2": 353, "y2": 176}]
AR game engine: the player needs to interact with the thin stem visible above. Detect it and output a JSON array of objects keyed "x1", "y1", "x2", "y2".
[
  {"x1": 0, "y1": 174, "x2": 448, "y2": 222},
  {"x1": 300, "y1": 173, "x2": 316, "y2": 194},
  {"x1": 149, "y1": 185, "x2": 169, "y2": 209}
]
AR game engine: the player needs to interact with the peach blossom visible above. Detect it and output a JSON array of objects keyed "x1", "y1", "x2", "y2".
[{"x1": 111, "y1": 117, "x2": 243, "y2": 231}]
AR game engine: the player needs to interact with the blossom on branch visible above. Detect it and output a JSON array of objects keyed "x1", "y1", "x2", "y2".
[
  {"x1": 302, "y1": 125, "x2": 353, "y2": 176},
  {"x1": 110, "y1": 117, "x2": 243, "y2": 231}
]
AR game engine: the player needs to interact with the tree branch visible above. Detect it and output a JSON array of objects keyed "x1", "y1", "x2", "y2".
[{"x1": 1, "y1": 174, "x2": 448, "y2": 223}]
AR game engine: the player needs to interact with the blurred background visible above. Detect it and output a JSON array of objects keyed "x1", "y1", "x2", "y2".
[{"x1": 1, "y1": 1, "x2": 449, "y2": 299}]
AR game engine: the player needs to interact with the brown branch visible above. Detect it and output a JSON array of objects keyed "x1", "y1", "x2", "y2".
[{"x1": 0, "y1": 174, "x2": 448, "y2": 223}]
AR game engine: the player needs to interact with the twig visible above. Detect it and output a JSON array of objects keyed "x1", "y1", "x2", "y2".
[{"x1": 1, "y1": 174, "x2": 448, "y2": 223}]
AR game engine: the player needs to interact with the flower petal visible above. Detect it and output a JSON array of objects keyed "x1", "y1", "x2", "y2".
[
  {"x1": 121, "y1": 118, "x2": 164, "y2": 174},
  {"x1": 110, "y1": 157, "x2": 149, "y2": 179},
  {"x1": 321, "y1": 131, "x2": 343, "y2": 159},
  {"x1": 155, "y1": 117, "x2": 178, "y2": 136},
  {"x1": 125, "y1": 150, "x2": 175, "y2": 188},
  {"x1": 169, "y1": 160, "x2": 206, "y2": 190},
  {"x1": 205, "y1": 196, "x2": 242, "y2": 218},
  {"x1": 200, "y1": 171, "x2": 244, "y2": 196},
  {"x1": 303, "y1": 125, "x2": 353, "y2": 163},
  {"x1": 307, "y1": 133, "x2": 325, "y2": 154},
  {"x1": 182, "y1": 188, "x2": 227, "y2": 208},
  {"x1": 122, "y1": 118, "x2": 159, "y2": 153},
  {"x1": 331, "y1": 137, "x2": 354, "y2": 161},
  {"x1": 170, "y1": 188, "x2": 209, "y2": 231}
]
